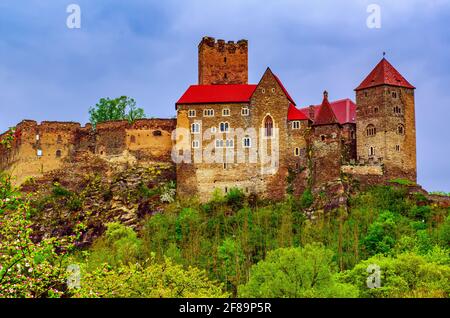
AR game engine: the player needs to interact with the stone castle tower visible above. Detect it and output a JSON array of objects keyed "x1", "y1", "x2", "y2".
[
  {"x1": 198, "y1": 36, "x2": 248, "y2": 85},
  {"x1": 355, "y1": 57, "x2": 417, "y2": 182}
]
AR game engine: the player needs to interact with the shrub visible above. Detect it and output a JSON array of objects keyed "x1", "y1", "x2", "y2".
[
  {"x1": 300, "y1": 189, "x2": 313, "y2": 209},
  {"x1": 226, "y1": 187, "x2": 245, "y2": 211},
  {"x1": 52, "y1": 183, "x2": 72, "y2": 197}
]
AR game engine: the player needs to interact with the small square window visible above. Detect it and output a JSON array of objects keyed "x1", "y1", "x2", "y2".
[
  {"x1": 292, "y1": 121, "x2": 300, "y2": 129},
  {"x1": 222, "y1": 108, "x2": 230, "y2": 116},
  {"x1": 204, "y1": 109, "x2": 214, "y2": 117},
  {"x1": 241, "y1": 107, "x2": 250, "y2": 116},
  {"x1": 192, "y1": 140, "x2": 200, "y2": 149},
  {"x1": 37, "y1": 149, "x2": 43, "y2": 157},
  {"x1": 188, "y1": 109, "x2": 196, "y2": 117}
]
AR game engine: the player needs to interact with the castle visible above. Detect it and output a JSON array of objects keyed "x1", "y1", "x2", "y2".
[{"x1": 0, "y1": 36, "x2": 417, "y2": 200}]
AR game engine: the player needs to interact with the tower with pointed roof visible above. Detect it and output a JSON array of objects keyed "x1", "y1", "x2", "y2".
[{"x1": 355, "y1": 58, "x2": 416, "y2": 182}]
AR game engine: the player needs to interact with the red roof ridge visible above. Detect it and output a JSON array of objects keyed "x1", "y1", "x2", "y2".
[
  {"x1": 313, "y1": 91, "x2": 339, "y2": 126},
  {"x1": 176, "y1": 84, "x2": 257, "y2": 107},
  {"x1": 272, "y1": 71, "x2": 296, "y2": 106},
  {"x1": 355, "y1": 57, "x2": 415, "y2": 91},
  {"x1": 287, "y1": 103, "x2": 309, "y2": 121}
]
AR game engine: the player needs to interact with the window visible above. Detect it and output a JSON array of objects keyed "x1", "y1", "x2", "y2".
[
  {"x1": 366, "y1": 124, "x2": 376, "y2": 136},
  {"x1": 153, "y1": 130, "x2": 162, "y2": 136},
  {"x1": 321, "y1": 135, "x2": 326, "y2": 141},
  {"x1": 37, "y1": 149, "x2": 43, "y2": 157},
  {"x1": 56, "y1": 150, "x2": 62, "y2": 157},
  {"x1": 188, "y1": 109, "x2": 196, "y2": 117},
  {"x1": 294, "y1": 147, "x2": 300, "y2": 156},
  {"x1": 224, "y1": 186, "x2": 228, "y2": 192},
  {"x1": 397, "y1": 124, "x2": 405, "y2": 135},
  {"x1": 364, "y1": 92, "x2": 368, "y2": 97},
  {"x1": 204, "y1": 109, "x2": 214, "y2": 117},
  {"x1": 374, "y1": 107, "x2": 379, "y2": 114},
  {"x1": 222, "y1": 108, "x2": 230, "y2": 116},
  {"x1": 192, "y1": 140, "x2": 200, "y2": 149},
  {"x1": 292, "y1": 121, "x2": 301, "y2": 129},
  {"x1": 262, "y1": 88, "x2": 265, "y2": 94},
  {"x1": 224, "y1": 57, "x2": 227, "y2": 63},
  {"x1": 191, "y1": 123, "x2": 201, "y2": 134},
  {"x1": 36, "y1": 134, "x2": 40, "y2": 141},
  {"x1": 264, "y1": 116, "x2": 273, "y2": 137},
  {"x1": 225, "y1": 139, "x2": 234, "y2": 148},
  {"x1": 241, "y1": 107, "x2": 250, "y2": 116},
  {"x1": 220, "y1": 122, "x2": 229, "y2": 132},
  {"x1": 393, "y1": 106, "x2": 402, "y2": 114},
  {"x1": 215, "y1": 139, "x2": 224, "y2": 148},
  {"x1": 57, "y1": 135, "x2": 62, "y2": 144},
  {"x1": 243, "y1": 136, "x2": 251, "y2": 148},
  {"x1": 210, "y1": 126, "x2": 217, "y2": 133},
  {"x1": 392, "y1": 91, "x2": 398, "y2": 98},
  {"x1": 271, "y1": 88, "x2": 275, "y2": 93},
  {"x1": 369, "y1": 146, "x2": 375, "y2": 156},
  {"x1": 395, "y1": 145, "x2": 400, "y2": 152},
  {"x1": 130, "y1": 135, "x2": 136, "y2": 143}
]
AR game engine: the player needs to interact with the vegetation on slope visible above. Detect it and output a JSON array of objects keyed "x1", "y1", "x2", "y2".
[{"x1": 0, "y1": 170, "x2": 449, "y2": 298}]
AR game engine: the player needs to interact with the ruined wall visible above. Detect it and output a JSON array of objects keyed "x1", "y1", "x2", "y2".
[
  {"x1": 0, "y1": 118, "x2": 176, "y2": 185},
  {"x1": 198, "y1": 37, "x2": 248, "y2": 85}
]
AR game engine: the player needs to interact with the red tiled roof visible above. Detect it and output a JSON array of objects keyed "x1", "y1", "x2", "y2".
[
  {"x1": 355, "y1": 58, "x2": 415, "y2": 91},
  {"x1": 300, "y1": 98, "x2": 356, "y2": 125},
  {"x1": 273, "y1": 74, "x2": 296, "y2": 106},
  {"x1": 312, "y1": 93, "x2": 339, "y2": 126},
  {"x1": 176, "y1": 84, "x2": 257, "y2": 106},
  {"x1": 287, "y1": 103, "x2": 310, "y2": 121}
]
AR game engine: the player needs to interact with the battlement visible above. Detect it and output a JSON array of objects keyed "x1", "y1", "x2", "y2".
[
  {"x1": 198, "y1": 36, "x2": 248, "y2": 85},
  {"x1": 199, "y1": 36, "x2": 248, "y2": 51}
]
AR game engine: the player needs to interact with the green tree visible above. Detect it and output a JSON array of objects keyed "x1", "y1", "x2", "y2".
[
  {"x1": 89, "y1": 96, "x2": 145, "y2": 127},
  {"x1": 238, "y1": 243, "x2": 358, "y2": 298},
  {"x1": 340, "y1": 252, "x2": 450, "y2": 298},
  {"x1": 73, "y1": 257, "x2": 229, "y2": 298},
  {"x1": 361, "y1": 211, "x2": 397, "y2": 256}
]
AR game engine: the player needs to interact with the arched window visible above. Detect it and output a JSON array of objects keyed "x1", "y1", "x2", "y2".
[
  {"x1": 397, "y1": 124, "x2": 405, "y2": 135},
  {"x1": 243, "y1": 136, "x2": 251, "y2": 148},
  {"x1": 191, "y1": 123, "x2": 201, "y2": 134},
  {"x1": 366, "y1": 124, "x2": 376, "y2": 137},
  {"x1": 369, "y1": 146, "x2": 375, "y2": 156},
  {"x1": 219, "y1": 122, "x2": 229, "y2": 132},
  {"x1": 264, "y1": 116, "x2": 273, "y2": 137},
  {"x1": 393, "y1": 106, "x2": 402, "y2": 114},
  {"x1": 56, "y1": 150, "x2": 62, "y2": 158}
]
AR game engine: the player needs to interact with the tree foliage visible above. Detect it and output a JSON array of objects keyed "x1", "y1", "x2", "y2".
[
  {"x1": 238, "y1": 244, "x2": 359, "y2": 298},
  {"x1": 89, "y1": 96, "x2": 145, "y2": 127}
]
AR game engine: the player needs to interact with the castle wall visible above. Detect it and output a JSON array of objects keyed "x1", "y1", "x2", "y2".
[
  {"x1": 0, "y1": 118, "x2": 176, "y2": 185},
  {"x1": 198, "y1": 37, "x2": 248, "y2": 85}
]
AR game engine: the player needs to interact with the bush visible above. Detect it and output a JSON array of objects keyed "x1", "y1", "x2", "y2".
[
  {"x1": 226, "y1": 187, "x2": 245, "y2": 211},
  {"x1": 238, "y1": 243, "x2": 359, "y2": 298},
  {"x1": 52, "y1": 183, "x2": 72, "y2": 197},
  {"x1": 300, "y1": 189, "x2": 313, "y2": 209}
]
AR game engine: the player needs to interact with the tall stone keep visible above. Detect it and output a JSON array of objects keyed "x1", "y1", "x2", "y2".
[
  {"x1": 355, "y1": 58, "x2": 417, "y2": 182},
  {"x1": 198, "y1": 36, "x2": 248, "y2": 85}
]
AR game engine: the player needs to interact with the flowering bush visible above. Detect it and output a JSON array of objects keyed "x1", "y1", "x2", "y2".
[{"x1": 0, "y1": 174, "x2": 74, "y2": 298}]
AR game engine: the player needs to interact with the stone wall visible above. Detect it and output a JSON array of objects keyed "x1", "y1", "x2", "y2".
[
  {"x1": 0, "y1": 118, "x2": 176, "y2": 185},
  {"x1": 356, "y1": 85, "x2": 416, "y2": 182},
  {"x1": 198, "y1": 36, "x2": 248, "y2": 85}
]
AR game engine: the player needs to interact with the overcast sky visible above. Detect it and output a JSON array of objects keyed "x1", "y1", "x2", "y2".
[{"x1": 0, "y1": 0, "x2": 449, "y2": 191}]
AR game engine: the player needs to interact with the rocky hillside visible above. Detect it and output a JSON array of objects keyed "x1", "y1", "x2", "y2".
[{"x1": 20, "y1": 151, "x2": 176, "y2": 247}]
